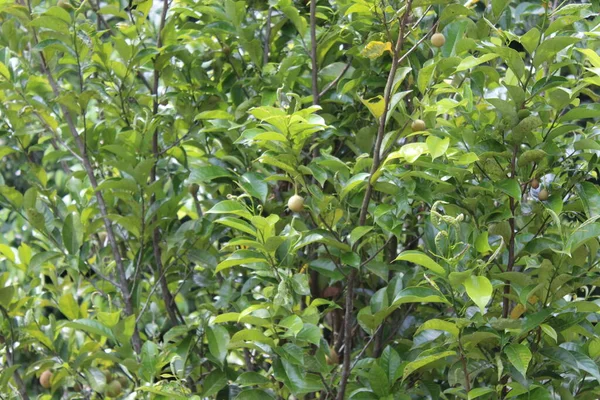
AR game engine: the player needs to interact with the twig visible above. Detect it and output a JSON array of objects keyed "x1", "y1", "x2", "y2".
[
  {"x1": 319, "y1": 59, "x2": 352, "y2": 98},
  {"x1": 151, "y1": 0, "x2": 181, "y2": 326},
  {"x1": 0, "y1": 306, "x2": 29, "y2": 400},
  {"x1": 26, "y1": 0, "x2": 142, "y2": 353},
  {"x1": 263, "y1": 7, "x2": 272, "y2": 65},
  {"x1": 337, "y1": 3, "x2": 414, "y2": 399}
]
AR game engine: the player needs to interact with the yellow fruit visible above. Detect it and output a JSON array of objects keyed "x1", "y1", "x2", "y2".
[
  {"x1": 431, "y1": 33, "x2": 446, "y2": 48},
  {"x1": 531, "y1": 179, "x2": 539, "y2": 189},
  {"x1": 411, "y1": 119, "x2": 426, "y2": 132},
  {"x1": 106, "y1": 380, "x2": 122, "y2": 397},
  {"x1": 40, "y1": 370, "x2": 53, "y2": 389},
  {"x1": 538, "y1": 188, "x2": 549, "y2": 201},
  {"x1": 288, "y1": 194, "x2": 304, "y2": 212}
]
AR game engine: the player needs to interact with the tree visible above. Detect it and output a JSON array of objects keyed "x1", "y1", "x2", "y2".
[{"x1": 0, "y1": 0, "x2": 599, "y2": 398}]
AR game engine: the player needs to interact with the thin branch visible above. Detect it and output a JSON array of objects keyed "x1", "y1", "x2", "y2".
[
  {"x1": 263, "y1": 7, "x2": 272, "y2": 65},
  {"x1": 151, "y1": 0, "x2": 181, "y2": 326},
  {"x1": 0, "y1": 306, "x2": 30, "y2": 400},
  {"x1": 337, "y1": 3, "x2": 414, "y2": 399},
  {"x1": 319, "y1": 59, "x2": 352, "y2": 98},
  {"x1": 26, "y1": 0, "x2": 142, "y2": 353}
]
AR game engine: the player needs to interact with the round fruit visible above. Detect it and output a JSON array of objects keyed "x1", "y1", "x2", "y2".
[
  {"x1": 188, "y1": 183, "x2": 199, "y2": 196},
  {"x1": 411, "y1": 119, "x2": 426, "y2": 132},
  {"x1": 538, "y1": 188, "x2": 549, "y2": 201},
  {"x1": 531, "y1": 178, "x2": 540, "y2": 189},
  {"x1": 40, "y1": 370, "x2": 53, "y2": 389},
  {"x1": 517, "y1": 109, "x2": 531, "y2": 120},
  {"x1": 103, "y1": 370, "x2": 113, "y2": 383},
  {"x1": 106, "y1": 380, "x2": 122, "y2": 397},
  {"x1": 431, "y1": 33, "x2": 446, "y2": 48},
  {"x1": 73, "y1": 383, "x2": 82, "y2": 392},
  {"x1": 288, "y1": 194, "x2": 304, "y2": 212},
  {"x1": 117, "y1": 375, "x2": 128, "y2": 386},
  {"x1": 223, "y1": 46, "x2": 231, "y2": 56},
  {"x1": 58, "y1": 0, "x2": 73, "y2": 10}
]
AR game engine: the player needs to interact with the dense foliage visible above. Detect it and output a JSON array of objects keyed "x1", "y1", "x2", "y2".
[{"x1": 1, "y1": 0, "x2": 600, "y2": 398}]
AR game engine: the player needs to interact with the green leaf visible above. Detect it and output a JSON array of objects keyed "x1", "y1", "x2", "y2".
[
  {"x1": 456, "y1": 53, "x2": 499, "y2": 72},
  {"x1": 202, "y1": 369, "x2": 228, "y2": 396},
  {"x1": 368, "y1": 363, "x2": 389, "y2": 397},
  {"x1": 0, "y1": 62, "x2": 10, "y2": 80},
  {"x1": 418, "y1": 63, "x2": 436, "y2": 94},
  {"x1": 468, "y1": 388, "x2": 495, "y2": 400},
  {"x1": 195, "y1": 110, "x2": 234, "y2": 120},
  {"x1": 206, "y1": 200, "x2": 253, "y2": 220},
  {"x1": 207, "y1": 325, "x2": 230, "y2": 365},
  {"x1": 236, "y1": 389, "x2": 275, "y2": 400},
  {"x1": 62, "y1": 212, "x2": 83, "y2": 255},
  {"x1": 426, "y1": 136, "x2": 450, "y2": 160},
  {"x1": 533, "y1": 37, "x2": 580, "y2": 67},
  {"x1": 504, "y1": 343, "x2": 531, "y2": 377},
  {"x1": 58, "y1": 293, "x2": 79, "y2": 320},
  {"x1": 402, "y1": 351, "x2": 456, "y2": 380},
  {"x1": 63, "y1": 319, "x2": 116, "y2": 341},
  {"x1": 395, "y1": 251, "x2": 446, "y2": 275},
  {"x1": 496, "y1": 179, "x2": 521, "y2": 200},
  {"x1": 215, "y1": 217, "x2": 257, "y2": 236},
  {"x1": 392, "y1": 287, "x2": 449, "y2": 306},
  {"x1": 0, "y1": 286, "x2": 14, "y2": 309},
  {"x1": 415, "y1": 319, "x2": 459, "y2": 337},
  {"x1": 464, "y1": 276, "x2": 492, "y2": 312},
  {"x1": 215, "y1": 250, "x2": 267, "y2": 273},
  {"x1": 577, "y1": 182, "x2": 600, "y2": 218}
]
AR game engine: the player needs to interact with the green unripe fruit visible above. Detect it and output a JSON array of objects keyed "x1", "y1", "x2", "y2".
[
  {"x1": 431, "y1": 33, "x2": 446, "y2": 48},
  {"x1": 538, "y1": 188, "x2": 549, "y2": 201},
  {"x1": 512, "y1": 115, "x2": 542, "y2": 143},
  {"x1": 40, "y1": 370, "x2": 53, "y2": 389},
  {"x1": 288, "y1": 194, "x2": 304, "y2": 212},
  {"x1": 189, "y1": 183, "x2": 199, "y2": 196},
  {"x1": 58, "y1": 0, "x2": 73, "y2": 9},
  {"x1": 411, "y1": 119, "x2": 426, "y2": 132},
  {"x1": 517, "y1": 149, "x2": 547, "y2": 167},
  {"x1": 103, "y1": 370, "x2": 112, "y2": 383},
  {"x1": 517, "y1": 109, "x2": 531, "y2": 120},
  {"x1": 106, "y1": 380, "x2": 122, "y2": 397}
]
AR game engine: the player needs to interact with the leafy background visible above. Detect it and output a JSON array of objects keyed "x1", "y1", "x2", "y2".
[{"x1": 0, "y1": 0, "x2": 600, "y2": 399}]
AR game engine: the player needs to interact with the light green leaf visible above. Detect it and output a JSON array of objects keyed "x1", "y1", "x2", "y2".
[
  {"x1": 62, "y1": 212, "x2": 83, "y2": 255},
  {"x1": 464, "y1": 275, "x2": 492, "y2": 312},
  {"x1": 426, "y1": 136, "x2": 449, "y2": 160},
  {"x1": 395, "y1": 250, "x2": 446, "y2": 275},
  {"x1": 415, "y1": 319, "x2": 459, "y2": 337},
  {"x1": 504, "y1": 343, "x2": 531, "y2": 377}
]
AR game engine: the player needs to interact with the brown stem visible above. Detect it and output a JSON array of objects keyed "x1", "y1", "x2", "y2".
[
  {"x1": 31, "y1": 23, "x2": 142, "y2": 352},
  {"x1": 0, "y1": 307, "x2": 29, "y2": 400},
  {"x1": 150, "y1": 0, "x2": 180, "y2": 327},
  {"x1": 502, "y1": 144, "x2": 518, "y2": 319},
  {"x1": 263, "y1": 7, "x2": 272, "y2": 66},
  {"x1": 337, "y1": 3, "x2": 413, "y2": 399}
]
